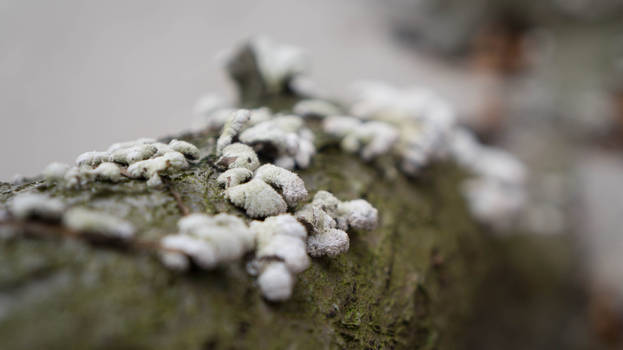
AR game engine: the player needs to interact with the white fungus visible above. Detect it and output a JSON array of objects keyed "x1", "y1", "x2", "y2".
[
  {"x1": 323, "y1": 116, "x2": 399, "y2": 161},
  {"x1": 42, "y1": 162, "x2": 70, "y2": 182},
  {"x1": 241, "y1": 37, "x2": 308, "y2": 94},
  {"x1": 293, "y1": 99, "x2": 342, "y2": 118},
  {"x1": 296, "y1": 191, "x2": 378, "y2": 257},
  {"x1": 254, "y1": 164, "x2": 308, "y2": 207},
  {"x1": 91, "y1": 162, "x2": 124, "y2": 182},
  {"x1": 250, "y1": 214, "x2": 310, "y2": 301},
  {"x1": 107, "y1": 138, "x2": 156, "y2": 153},
  {"x1": 168, "y1": 139, "x2": 200, "y2": 160},
  {"x1": 216, "y1": 109, "x2": 251, "y2": 154},
  {"x1": 216, "y1": 143, "x2": 260, "y2": 171},
  {"x1": 8, "y1": 193, "x2": 65, "y2": 221},
  {"x1": 160, "y1": 213, "x2": 255, "y2": 271},
  {"x1": 225, "y1": 179, "x2": 288, "y2": 218},
  {"x1": 239, "y1": 115, "x2": 316, "y2": 169},
  {"x1": 217, "y1": 168, "x2": 253, "y2": 189},
  {"x1": 257, "y1": 262, "x2": 294, "y2": 302},
  {"x1": 63, "y1": 207, "x2": 135, "y2": 239},
  {"x1": 76, "y1": 151, "x2": 110, "y2": 167},
  {"x1": 110, "y1": 144, "x2": 158, "y2": 165},
  {"x1": 296, "y1": 205, "x2": 349, "y2": 257}
]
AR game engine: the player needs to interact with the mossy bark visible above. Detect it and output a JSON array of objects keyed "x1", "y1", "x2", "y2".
[{"x1": 0, "y1": 122, "x2": 501, "y2": 350}]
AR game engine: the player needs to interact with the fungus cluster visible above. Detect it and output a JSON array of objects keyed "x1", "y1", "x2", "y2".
[
  {"x1": 43, "y1": 138, "x2": 200, "y2": 188},
  {"x1": 450, "y1": 128, "x2": 527, "y2": 229},
  {"x1": 316, "y1": 80, "x2": 526, "y2": 227},
  {"x1": 296, "y1": 191, "x2": 377, "y2": 257},
  {"x1": 217, "y1": 143, "x2": 307, "y2": 218}
]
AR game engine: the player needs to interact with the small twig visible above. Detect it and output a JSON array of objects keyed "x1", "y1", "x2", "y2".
[{"x1": 163, "y1": 178, "x2": 190, "y2": 216}]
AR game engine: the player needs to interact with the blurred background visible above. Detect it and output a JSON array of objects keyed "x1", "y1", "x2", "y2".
[{"x1": 2, "y1": 0, "x2": 623, "y2": 348}]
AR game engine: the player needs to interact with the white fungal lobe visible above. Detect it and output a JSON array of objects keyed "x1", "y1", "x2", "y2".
[
  {"x1": 160, "y1": 213, "x2": 254, "y2": 271},
  {"x1": 216, "y1": 143, "x2": 260, "y2": 171},
  {"x1": 8, "y1": 193, "x2": 65, "y2": 221},
  {"x1": 217, "y1": 109, "x2": 251, "y2": 154},
  {"x1": 250, "y1": 37, "x2": 308, "y2": 93},
  {"x1": 296, "y1": 191, "x2": 378, "y2": 258},
  {"x1": 110, "y1": 144, "x2": 158, "y2": 165},
  {"x1": 168, "y1": 139, "x2": 200, "y2": 160},
  {"x1": 225, "y1": 179, "x2": 288, "y2": 218},
  {"x1": 254, "y1": 164, "x2": 308, "y2": 207},
  {"x1": 239, "y1": 116, "x2": 315, "y2": 169},
  {"x1": 63, "y1": 207, "x2": 135, "y2": 239},
  {"x1": 217, "y1": 168, "x2": 253, "y2": 189},
  {"x1": 323, "y1": 116, "x2": 398, "y2": 161},
  {"x1": 44, "y1": 138, "x2": 199, "y2": 188},
  {"x1": 76, "y1": 151, "x2": 110, "y2": 167},
  {"x1": 42, "y1": 162, "x2": 70, "y2": 182},
  {"x1": 293, "y1": 99, "x2": 342, "y2": 118},
  {"x1": 251, "y1": 214, "x2": 309, "y2": 301}
]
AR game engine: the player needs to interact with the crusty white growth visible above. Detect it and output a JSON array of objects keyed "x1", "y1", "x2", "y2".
[
  {"x1": 250, "y1": 214, "x2": 309, "y2": 301},
  {"x1": 293, "y1": 99, "x2": 341, "y2": 117},
  {"x1": 239, "y1": 115, "x2": 316, "y2": 169},
  {"x1": 296, "y1": 205, "x2": 349, "y2": 257},
  {"x1": 340, "y1": 199, "x2": 378, "y2": 231},
  {"x1": 194, "y1": 103, "x2": 272, "y2": 132},
  {"x1": 63, "y1": 207, "x2": 135, "y2": 239},
  {"x1": 42, "y1": 162, "x2": 70, "y2": 182},
  {"x1": 216, "y1": 143, "x2": 260, "y2": 171},
  {"x1": 254, "y1": 164, "x2": 308, "y2": 207},
  {"x1": 217, "y1": 109, "x2": 251, "y2": 154},
  {"x1": 250, "y1": 37, "x2": 308, "y2": 94},
  {"x1": 446, "y1": 127, "x2": 527, "y2": 228},
  {"x1": 323, "y1": 116, "x2": 399, "y2": 161},
  {"x1": 462, "y1": 178, "x2": 526, "y2": 230},
  {"x1": 470, "y1": 147, "x2": 526, "y2": 185},
  {"x1": 168, "y1": 139, "x2": 200, "y2": 160},
  {"x1": 8, "y1": 193, "x2": 65, "y2": 221},
  {"x1": 76, "y1": 151, "x2": 110, "y2": 167},
  {"x1": 217, "y1": 168, "x2": 253, "y2": 189},
  {"x1": 311, "y1": 191, "x2": 378, "y2": 231},
  {"x1": 126, "y1": 151, "x2": 189, "y2": 187},
  {"x1": 107, "y1": 138, "x2": 156, "y2": 153},
  {"x1": 296, "y1": 191, "x2": 378, "y2": 257},
  {"x1": 252, "y1": 214, "x2": 309, "y2": 272},
  {"x1": 225, "y1": 179, "x2": 288, "y2": 218},
  {"x1": 159, "y1": 213, "x2": 255, "y2": 271},
  {"x1": 92, "y1": 162, "x2": 124, "y2": 182},
  {"x1": 346, "y1": 82, "x2": 458, "y2": 175},
  {"x1": 110, "y1": 144, "x2": 158, "y2": 165},
  {"x1": 257, "y1": 262, "x2": 294, "y2": 302}
]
